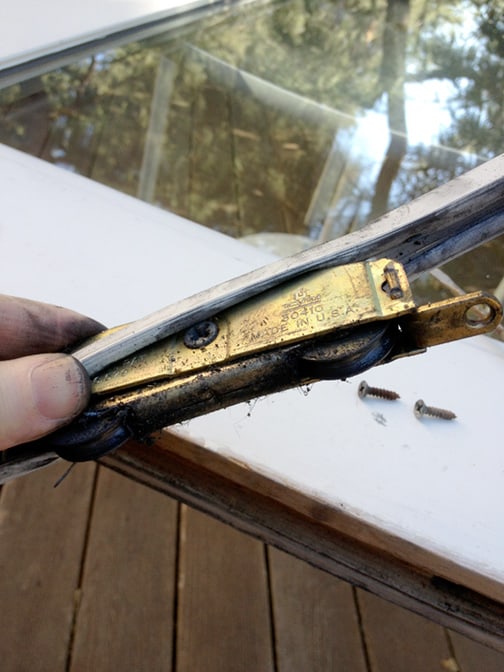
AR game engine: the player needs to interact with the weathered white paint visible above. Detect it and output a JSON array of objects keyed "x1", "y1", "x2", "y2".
[
  {"x1": 0, "y1": 0, "x2": 211, "y2": 70},
  {"x1": 0, "y1": 145, "x2": 503, "y2": 595}
]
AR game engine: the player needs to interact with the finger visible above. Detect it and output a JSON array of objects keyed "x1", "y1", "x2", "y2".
[
  {"x1": 0, "y1": 294, "x2": 104, "y2": 359},
  {"x1": 0, "y1": 353, "x2": 91, "y2": 450}
]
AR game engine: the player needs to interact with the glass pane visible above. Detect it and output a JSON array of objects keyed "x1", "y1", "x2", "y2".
[{"x1": 0, "y1": 0, "x2": 503, "y2": 299}]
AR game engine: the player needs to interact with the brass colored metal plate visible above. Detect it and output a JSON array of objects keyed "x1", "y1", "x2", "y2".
[
  {"x1": 401, "y1": 292, "x2": 503, "y2": 349},
  {"x1": 93, "y1": 259, "x2": 414, "y2": 394}
]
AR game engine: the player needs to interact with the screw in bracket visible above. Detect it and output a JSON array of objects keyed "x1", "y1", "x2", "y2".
[
  {"x1": 414, "y1": 399, "x2": 456, "y2": 421},
  {"x1": 358, "y1": 380, "x2": 400, "y2": 401},
  {"x1": 382, "y1": 262, "x2": 404, "y2": 299},
  {"x1": 183, "y1": 319, "x2": 219, "y2": 349}
]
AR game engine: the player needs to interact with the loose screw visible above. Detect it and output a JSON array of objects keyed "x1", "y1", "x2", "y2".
[
  {"x1": 358, "y1": 380, "x2": 400, "y2": 400},
  {"x1": 414, "y1": 399, "x2": 456, "y2": 421}
]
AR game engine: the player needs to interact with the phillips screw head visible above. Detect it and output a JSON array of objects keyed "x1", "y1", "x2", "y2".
[{"x1": 184, "y1": 319, "x2": 219, "y2": 349}]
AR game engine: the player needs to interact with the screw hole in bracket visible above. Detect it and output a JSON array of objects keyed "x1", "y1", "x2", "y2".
[{"x1": 464, "y1": 302, "x2": 495, "y2": 329}]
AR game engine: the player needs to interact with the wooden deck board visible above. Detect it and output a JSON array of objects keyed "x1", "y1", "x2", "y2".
[
  {"x1": 1, "y1": 460, "x2": 504, "y2": 669},
  {"x1": 68, "y1": 467, "x2": 178, "y2": 671},
  {"x1": 357, "y1": 590, "x2": 453, "y2": 672},
  {"x1": 0, "y1": 462, "x2": 96, "y2": 672},
  {"x1": 450, "y1": 631, "x2": 504, "y2": 672},
  {"x1": 268, "y1": 547, "x2": 368, "y2": 672},
  {"x1": 175, "y1": 505, "x2": 275, "y2": 672}
]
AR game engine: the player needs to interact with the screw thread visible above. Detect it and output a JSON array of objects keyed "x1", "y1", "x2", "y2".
[
  {"x1": 370, "y1": 386, "x2": 400, "y2": 400},
  {"x1": 358, "y1": 381, "x2": 400, "y2": 400},
  {"x1": 425, "y1": 406, "x2": 456, "y2": 420},
  {"x1": 414, "y1": 400, "x2": 456, "y2": 420}
]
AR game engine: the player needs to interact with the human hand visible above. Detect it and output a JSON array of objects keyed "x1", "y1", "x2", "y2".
[{"x1": 0, "y1": 295, "x2": 104, "y2": 450}]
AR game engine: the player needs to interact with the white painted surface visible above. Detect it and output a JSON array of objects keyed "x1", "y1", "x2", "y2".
[
  {"x1": 183, "y1": 338, "x2": 503, "y2": 586},
  {"x1": 1, "y1": 144, "x2": 503, "y2": 591},
  {"x1": 0, "y1": 0, "x2": 206, "y2": 70},
  {"x1": 0, "y1": 145, "x2": 270, "y2": 324}
]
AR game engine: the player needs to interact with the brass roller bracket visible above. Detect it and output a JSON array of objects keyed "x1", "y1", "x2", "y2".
[{"x1": 91, "y1": 259, "x2": 502, "y2": 396}]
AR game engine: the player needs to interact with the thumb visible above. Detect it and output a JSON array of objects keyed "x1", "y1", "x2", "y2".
[{"x1": 0, "y1": 353, "x2": 91, "y2": 450}]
